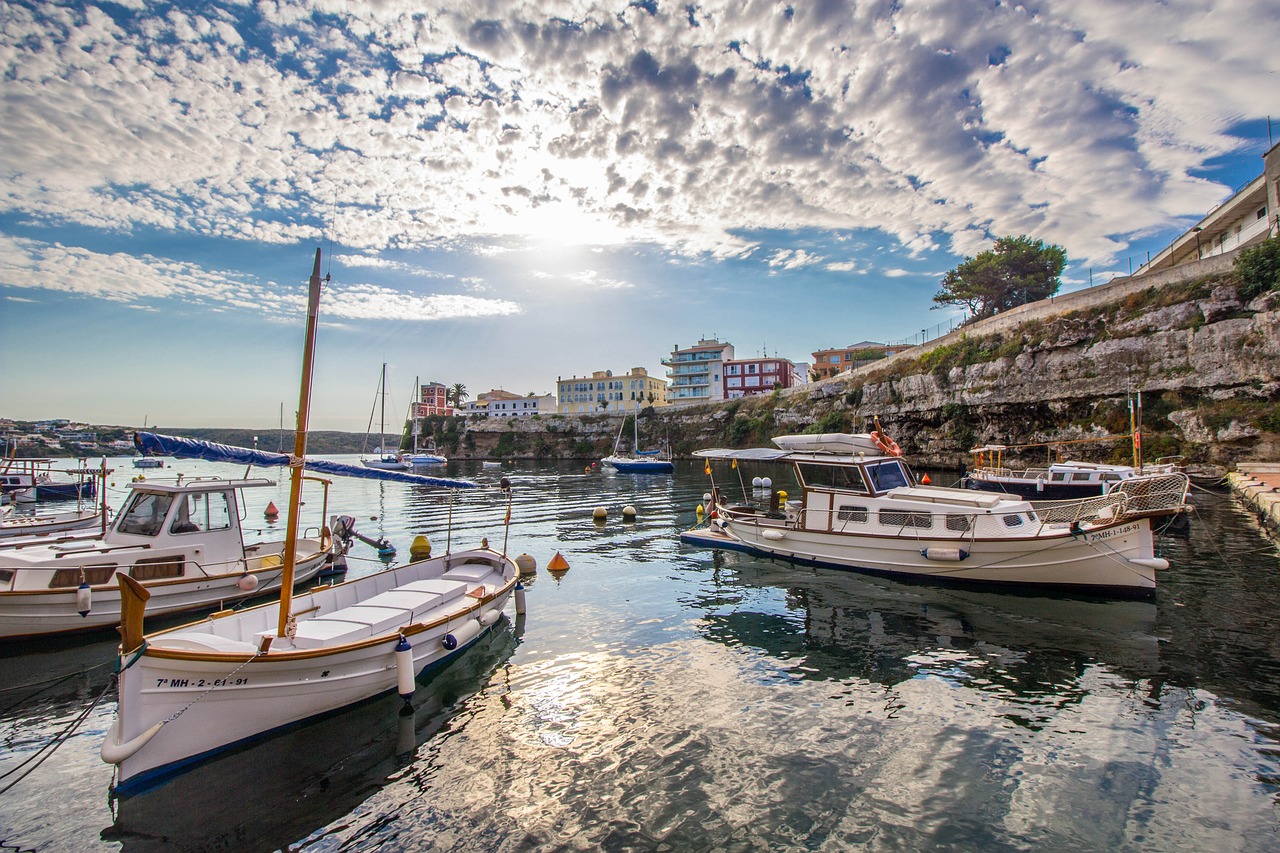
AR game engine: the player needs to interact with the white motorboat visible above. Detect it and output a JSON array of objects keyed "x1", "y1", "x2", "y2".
[
  {"x1": 0, "y1": 504, "x2": 103, "y2": 540},
  {"x1": 0, "y1": 476, "x2": 333, "y2": 639},
  {"x1": 688, "y1": 432, "x2": 1187, "y2": 597},
  {"x1": 101, "y1": 249, "x2": 523, "y2": 795}
]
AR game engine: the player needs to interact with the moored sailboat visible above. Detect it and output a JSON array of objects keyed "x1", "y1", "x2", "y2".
[
  {"x1": 601, "y1": 407, "x2": 674, "y2": 473},
  {"x1": 101, "y1": 249, "x2": 523, "y2": 794}
]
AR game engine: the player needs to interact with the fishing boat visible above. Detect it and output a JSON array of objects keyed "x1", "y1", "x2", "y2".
[
  {"x1": 963, "y1": 445, "x2": 1184, "y2": 501},
  {"x1": 0, "y1": 458, "x2": 98, "y2": 503},
  {"x1": 101, "y1": 249, "x2": 523, "y2": 795},
  {"x1": 132, "y1": 456, "x2": 164, "y2": 469},
  {"x1": 601, "y1": 409, "x2": 674, "y2": 473},
  {"x1": 362, "y1": 363, "x2": 412, "y2": 471},
  {"x1": 685, "y1": 431, "x2": 1188, "y2": 597},
  {"x1": 0, "y1": 474, "x2": 333, "y2": 639}
]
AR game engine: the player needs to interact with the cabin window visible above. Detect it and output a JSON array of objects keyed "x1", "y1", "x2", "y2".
[
  {"x1": 836, "y1": 505, "x2": 868, "y2": 523},
  {"x1": 170, "y1": 491, "x2": 232, "y2": 535},
  {"x1": 880, "y1": 510, "x2": 932, "y2": 529},
  {"x1": 49, "y1": 564, "x2": 117, "y2": 588},
  {"x1": 1050, "y1": 472, "x2": 1066, "y2": 481},
  {"x1": 946, "y1": 514, "x2": 973, "y2": 532},
  {"x1": 130, "y1": 556, "x2": 185, "y2": 581},
  {"x1": 1003, "y1": 514, "x2": 1024, "y2": 528},
  {"x1": 116, "y1": 492, "x2": 175, "y2": 536},
  {"x1": 1100, "y1": 473, "x2": 1121, "y2": 482},
  {"x1": 0, "y1": 569, "x2": 13, "y2": 584},
  {"x1": 865, "y1": 461, "x2": 909, "y2": 492},
  {"x1": 797, "y1": 463, "x2": 868, "y2": 493},
  {"x1": 1070, "y1": 473, "x2": 1094, "y2": 482}
]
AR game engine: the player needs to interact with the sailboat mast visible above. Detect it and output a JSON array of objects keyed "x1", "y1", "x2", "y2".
[
  {"x1": 380, "y1": 363, "x2": 387, "y2": 452},
  {"x1": 277, "y1": 248, "x2": 324, "y2": 638}
]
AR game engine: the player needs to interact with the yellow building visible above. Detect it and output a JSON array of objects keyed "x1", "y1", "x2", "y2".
[{"x1": 557, "y1": 367, "x2": 669, "y2": 414}]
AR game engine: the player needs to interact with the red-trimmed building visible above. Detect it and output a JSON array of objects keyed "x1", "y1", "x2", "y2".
[{"x1": 722, "y1": 357, "x2": 802, "y2": 398}]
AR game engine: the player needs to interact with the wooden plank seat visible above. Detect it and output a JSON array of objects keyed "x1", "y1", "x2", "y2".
[{"x1": 286, "y1": 579, "x2": 470, "y2": 649}]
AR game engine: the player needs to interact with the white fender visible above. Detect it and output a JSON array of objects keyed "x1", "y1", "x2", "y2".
[
  {"x1": 761, "y1": 529, "x2": 786, "y2": 541},
  {"x1": 1127, "y1": 557, "x2": 1169, "y2": 570},
  {"x1": 479, "y1": 608, "x2": 501, "y2": 627},
  {"x1": 441, "y1": 618, "x2": 483, "y2": 651},
  {"x1": 100, "y1": 718, "x2": 165, "y2": 766},
  {"x1": 394, "y1": 636, "x2": 415, "y2": 701}
]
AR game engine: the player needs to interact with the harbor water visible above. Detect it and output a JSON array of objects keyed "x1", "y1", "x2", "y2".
[{"x1": 2, "y1": 456, "x2": 1280, "y2": 851}]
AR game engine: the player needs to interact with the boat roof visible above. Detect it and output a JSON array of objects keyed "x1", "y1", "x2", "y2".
[
  {"x1": 694, "y1": 447, "x2": 900, "y2": 463},
  {"x1": 127, "y1": 477, "x2": 276, "y2": 493}
]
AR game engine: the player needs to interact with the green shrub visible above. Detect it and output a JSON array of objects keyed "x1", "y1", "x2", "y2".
[{"x1": 1235, "y1": 236, "x2": 1280, "y2": 301}]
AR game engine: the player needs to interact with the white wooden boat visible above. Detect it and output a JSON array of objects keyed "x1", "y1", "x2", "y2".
[
  {"x1": 101, "y1": 249, "x2": 524, "y2": 795},
  {"x1": 102, "y1": 545, "x2": 517, "y2": 793},
  {"x1": 0, "y1": 504, "x2": 103, "y2": 540},
  {"x1": 689, "y1": 433, "x2": 1186, "y2": 596},
  {"x1": 0, "y1": 476, "x2": 332, "y2": 639}
]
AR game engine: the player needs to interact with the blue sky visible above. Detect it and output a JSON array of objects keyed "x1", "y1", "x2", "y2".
[{"x1": 1, "y1": 0, "x2": 1276, "y2": 431}]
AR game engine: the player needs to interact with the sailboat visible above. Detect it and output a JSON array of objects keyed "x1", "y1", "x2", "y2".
[
  {"x1": 601, "y1": 406, "x2": 675, "y2": 473},
  {"x1": 404, "y1": 376, "x2": 447, "y2": 466},
  {"x1": 362, "y1": 363, "x2": 412, "y2": 470},
  {"x1": 101, "y1": 250, "x2": 523, "y2": 794}
]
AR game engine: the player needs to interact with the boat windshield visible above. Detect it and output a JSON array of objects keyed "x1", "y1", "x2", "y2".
[
  {"x1": 865, "y1": 460, "x2": 910, "y2": 492},
  {"x1": 795, "y1": 462, "x2": 869, "y2": 493},
  {"x1": 170, "y1": 491, "x2": 232, "y2": 535},
  {"x1": 116, "y1": 491, "x2": 174, "y2": 536}
]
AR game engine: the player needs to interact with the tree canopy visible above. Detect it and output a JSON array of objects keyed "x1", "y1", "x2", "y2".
[{"x1": 933, "y1": 235, "x2": 1066, "y2": 321}]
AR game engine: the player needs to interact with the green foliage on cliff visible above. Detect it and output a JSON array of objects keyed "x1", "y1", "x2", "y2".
[
  {"x1": 933, "y1": 235, "x2": 1066, "y2": 320},
  {"x1": 1235, "y1": 236, "x2": 1280, "y2": 300}
]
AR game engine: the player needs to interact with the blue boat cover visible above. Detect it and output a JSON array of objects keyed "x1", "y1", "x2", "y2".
[{"x1": 134, "y1": 432, "x2": 479, "y2": 489}]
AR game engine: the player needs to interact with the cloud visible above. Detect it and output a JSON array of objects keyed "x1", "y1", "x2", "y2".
[
  {"x1": 0, "y1": 0, "x2": 1275, "y2": 272},
  {"x1": 0, "y1": 234, "x2": 521, "y2": 321}
]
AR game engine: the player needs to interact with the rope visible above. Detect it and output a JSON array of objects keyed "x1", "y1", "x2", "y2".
[
  {"x1": 0, "y1": 677, "x2": 115, "y2": 797},
  {"x1": 162, "y1": 650, "x2": 266, "y2": 725},
  {"x1": 0, "y1": 659, "x2": 112, "y2": 709}
]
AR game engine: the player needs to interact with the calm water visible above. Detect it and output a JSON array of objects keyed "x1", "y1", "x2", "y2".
[{"x1": 2, "y1": 456, "x2": 1280, "y2": 851}]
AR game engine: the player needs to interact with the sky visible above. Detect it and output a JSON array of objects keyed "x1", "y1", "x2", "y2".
[{"x1": 0, "y1": 0, "x2": 1276, "y2": 432}]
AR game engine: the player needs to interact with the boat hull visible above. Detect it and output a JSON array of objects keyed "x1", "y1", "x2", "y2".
[
  {"x1": 104, "y1": 549, "x2": 516, "y2": 793},
  {"x1": 707, "y1": 511, "x2": 1161, "y2": 596},
  {"x1": 602, "y1": 455, "x2": 674, "y2": 473},
  {"x1": 0, "y1": 544, "x2": 329, "y2": 639}
]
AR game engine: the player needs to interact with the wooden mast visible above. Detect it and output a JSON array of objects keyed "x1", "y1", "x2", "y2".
[{"x1": 276, "y1": 248, "x2": 324, "y2": 638}]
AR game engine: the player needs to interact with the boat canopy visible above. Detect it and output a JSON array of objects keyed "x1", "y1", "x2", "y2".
[
  {"x1": 134, "y1": 432, "x2": 479, "y2": 489},
  {"x1": 693, "y1": 448, "x2": 792, "y2": 462}
]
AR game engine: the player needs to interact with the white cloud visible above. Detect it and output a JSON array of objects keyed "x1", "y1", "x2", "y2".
[
  {"x1": 0, "y1": 234, "x2": 521, "y2": 321},
  {"x1": 0, "y1": 0, "x2": 1275, "y2": 274}
]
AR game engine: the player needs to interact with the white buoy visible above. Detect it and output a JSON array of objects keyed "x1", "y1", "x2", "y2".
[
  {"x1": 76, "y1": 581, "x2": 92, "y2": 617},
  {"x1": 395, "y1": 635, "x2": 415, "y2": 701},
  {"x1": 238, "y1": 573, "x2": 259, "y2": 592},
  {"x1": 761, "y1": 476, "x2": 772, "y2": 489},
  {"x1": 515, "y1": 553, "x2": 537, "y2": 575},
  {"x1": 752, "y1": 476, "x2": 763, "y2": 488}
]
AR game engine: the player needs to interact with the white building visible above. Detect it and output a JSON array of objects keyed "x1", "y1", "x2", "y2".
[
  {"x1": 462, "y1": 390, "x2": 556, "y2": 417},
  {"x1": 663, "y1": 339, "x2": 735, "y2": 405}
]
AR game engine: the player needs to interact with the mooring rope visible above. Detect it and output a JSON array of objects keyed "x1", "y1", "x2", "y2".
[{"x1": 0, "y1": 678, "x2": 114, "y2": 797}]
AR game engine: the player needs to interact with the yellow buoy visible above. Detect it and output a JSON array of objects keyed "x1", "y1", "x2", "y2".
[
  {"x1": 592, "y1": 506, "x2": 607, "y2": 520},
  {"x1": 622, "y1": 505, "x2": 637, "y2": 520},
  {"x1": 515, "y1": 553, "x2": 537, "y2": 575},
  {"x1": 409, "y1": 535, "x2": 432, "y2": 560},
  {"x1": 696, "y1": 504, "x2": 704, "y2": 516},
  {"x1": 548, "y1": 551, "x2": 570, "y2": 572},
  {"x1": 777, "y1": 490, "x2": 788, "y2": 511}
]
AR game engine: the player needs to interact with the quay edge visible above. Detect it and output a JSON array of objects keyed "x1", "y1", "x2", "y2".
[{"x1": 1228, "y1": 463, "x2": 1280, "y2": 541}]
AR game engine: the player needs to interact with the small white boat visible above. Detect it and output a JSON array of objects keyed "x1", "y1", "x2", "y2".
[
  {"x1": 688, "y1": 431, "x2": 1188, "y2": 597},
  {"x1": 0, "y1": 476, "x2": 333, "y2": 639},
  {"x1": 132, "y1": 456, "x2": 164, "y2": 469},
  {"x1": 101, "y1": 249, "x2": 524, "y2": 795},
  {"x1": 0, "y1": 504, "x2": 103, "y2": 540}
]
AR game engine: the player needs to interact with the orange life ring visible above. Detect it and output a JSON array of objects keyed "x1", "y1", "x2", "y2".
[{"x1": 871, "y1": 430, "x2": 902, "y2": 457}]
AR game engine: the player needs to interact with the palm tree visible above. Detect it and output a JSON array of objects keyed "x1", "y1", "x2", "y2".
[{"x1": 449, "y1": 383, "x2": 468, "y2": 407}]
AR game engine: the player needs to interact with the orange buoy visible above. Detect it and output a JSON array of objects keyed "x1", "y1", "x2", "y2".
[
  {"x1": 548, "y1": 551, "x2": 570, "y2": 572},
  {"x1": 921, "y1": 474, "x2": 931, "y2": 485},
  {"x1": 264, "y1": 501, "x2": 279, "y2": 519}
]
